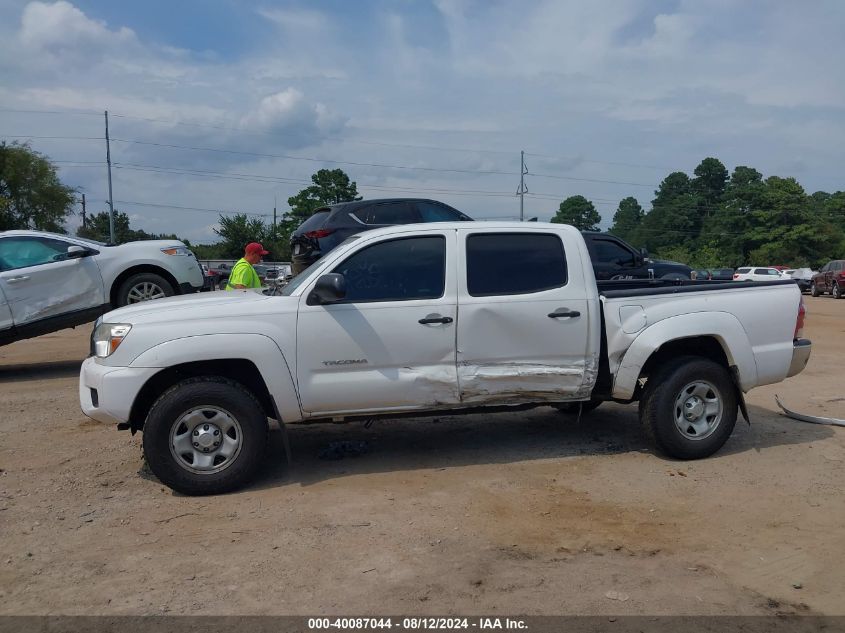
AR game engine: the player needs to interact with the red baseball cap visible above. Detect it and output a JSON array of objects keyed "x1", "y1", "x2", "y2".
[{"x1": 245, "y1": 242, "x2": 269, "y2": 256}]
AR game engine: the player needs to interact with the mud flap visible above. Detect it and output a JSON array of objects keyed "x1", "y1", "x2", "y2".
[
  {"x1": 271, "y1": 397, "x2": 292, "y2": 466},
  {"x1": 730, "y1": 366, "x2": 751, "y2": 426}
]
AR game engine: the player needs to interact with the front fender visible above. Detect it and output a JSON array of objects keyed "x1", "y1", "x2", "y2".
[
  {"x1": 612, "y1": 312, "x2": 758, "y2": 400},
  {"x1": 130, "y1": 333, "x2": 302, "y2": 422}
]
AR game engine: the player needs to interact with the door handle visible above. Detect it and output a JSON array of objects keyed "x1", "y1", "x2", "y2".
[
  {"x1": 6, "y1": 276, "x2": 30, "y2": 284},
  {"x1": 418, "y1": 316, "x2": 453, "y2": 325},
  {"x1": 548, "y1": 310, "x2": 580, "y2": 319}
]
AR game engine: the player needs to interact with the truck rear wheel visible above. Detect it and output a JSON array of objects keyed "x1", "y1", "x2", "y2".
[
  {"x1": 639, "y1": 356, "x2": 737, "y2": 460},
  {"x1": 142, "y1": 377, "x2": 268, "y2": 495}
]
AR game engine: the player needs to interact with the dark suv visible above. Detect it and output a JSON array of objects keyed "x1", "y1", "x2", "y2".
[
  {"x1": 290, "y1": 198, "x2": 472, "y2": 274},
  {"x1": 581, "y1": 232, "x2": 692, "y2": 280}
]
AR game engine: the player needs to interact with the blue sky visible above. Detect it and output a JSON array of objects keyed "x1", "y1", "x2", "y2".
[{"x1": 1, "y1": 0, "x2": 844, "y2": 243}]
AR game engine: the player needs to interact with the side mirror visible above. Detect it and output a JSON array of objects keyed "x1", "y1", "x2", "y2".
[
  {"x1": 637, "y1": 247, "x2": 649, "y2": 266},
  {"x1": 67, "y1": 245, "x2": 90, "y2": 259},
  {"x1": 308, "y1": 273, "x2": 346, "y2": 305}
]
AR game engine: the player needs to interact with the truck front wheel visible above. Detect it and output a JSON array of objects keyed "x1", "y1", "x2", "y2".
[
  {"x1": 639, "y1": 356, "x2": 737, "y2": 460},
  {"x1": 142, "y1": 377, "x2": 268, "y2": 495}
]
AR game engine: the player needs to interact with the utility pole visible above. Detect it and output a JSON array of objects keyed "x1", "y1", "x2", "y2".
[
  {"x1": 516, "y1": 150, "x2": 528, "y2": 221},
  {"x1": 104, "y1": 110, "x2": 115, "y2": 244},
  {"x1": 273, "y1": 195, "x2": 277, "y2": 240},
  {"x1": 81, "y1": 193, "x2": 86, "y2": 228}
]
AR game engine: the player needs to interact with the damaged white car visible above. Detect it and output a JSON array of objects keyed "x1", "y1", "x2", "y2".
[
  {"x1": 79, "y1": 222, "x2": 811, "y2": 495},
  {"x1": 0, "y1": 230, "x2": 204, "y2": 345}
]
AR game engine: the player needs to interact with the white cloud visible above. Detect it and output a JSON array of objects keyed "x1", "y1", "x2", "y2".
[
  {"x1": 2, "y1": 0, "x2": 844, "y2": 241},
  {"x1": 19, "y1": 0, "x2": 137, "y2": 66}
]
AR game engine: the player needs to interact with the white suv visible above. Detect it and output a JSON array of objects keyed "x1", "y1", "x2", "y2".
[
  {"x1": 0, "y1": 230, "x2": 203, "y2": 345},
  {"x1": 732, "y1": 267, "x2": 783, "y2": 282}
]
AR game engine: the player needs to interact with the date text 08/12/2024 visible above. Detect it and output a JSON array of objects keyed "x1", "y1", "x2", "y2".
[{"x1": 307, "y1": 618, "x2": 528, "y2": 630}]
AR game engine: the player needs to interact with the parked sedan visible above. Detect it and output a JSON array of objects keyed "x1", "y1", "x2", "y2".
[
  {"x1": 733, "y1": 267, "x2": 783, "y2": 281},
  {"x1": 811, "y1": 260, "x2": 845, "y2": 298},
  {"x1": 290, "y1": 198, "x2": 473, "y2": 275}
]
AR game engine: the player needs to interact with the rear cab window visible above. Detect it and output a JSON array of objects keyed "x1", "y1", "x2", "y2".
[{"x1": 465, "y1": 233, "x2": 567, "y2": 296}]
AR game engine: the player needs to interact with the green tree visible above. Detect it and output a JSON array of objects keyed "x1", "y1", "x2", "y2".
[
  {"x1": 698, "y1": 166, "x2": 764, "y2": 266},
  {"x1": 692, "y1": 157, "x2": 729, "y2": 209},
  {"x1": 746, "y1": 177, "x2": 838, "y2": 266},
  {"x1": 287, "y1": 168, "x2": 360, "y2": 226},
  {"x1": 633, "y1": 171, "x2": 696, "y2": 252},
  {"x1": 77, "y1": 210, "x2": 185, "y2": 245},
  {"x1": 214, "y1": 213, "x2": 269, "y2": 258},
  {"x1": 550, "y1": 195, "x2": 601, "y2": 231},
  {"x1": 608, "y1": 196, "x2": 643, "y2": 242},
  {"x1": 0, "y1": 142, "x2": 76, "y2": 232}
]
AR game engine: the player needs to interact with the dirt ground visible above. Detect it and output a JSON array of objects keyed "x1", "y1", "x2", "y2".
[{"x1": 0, "y1": 296, "x2": 843, "y2": 616}]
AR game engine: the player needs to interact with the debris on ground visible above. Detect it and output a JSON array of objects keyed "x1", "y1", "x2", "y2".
[
  {"x1": 775, "y1": 395, "x2": 845, "y2": 427},
  {"x1": 318, "y1": 440, "x2": 370, "y2": 460}
]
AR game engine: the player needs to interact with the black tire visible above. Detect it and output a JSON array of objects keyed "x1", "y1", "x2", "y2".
[
  {"x1": 639, "y1": 356, "x2": 737, "y2": 460},
  {"x1": 810, "y1": 282, "x2": 819, "y2": 297},
  {"x1": 834, "y1": 283, "x2": 842, "y2": 300},
  {"x1": 116, "y1": 272, "x2": 175, "y2": 306},
  {"x1": 142, "y1": 377, "x2": 268, "y2": 495},
  {"x1": 553, "y1": 399, "x2": 603, "y2": 415}
]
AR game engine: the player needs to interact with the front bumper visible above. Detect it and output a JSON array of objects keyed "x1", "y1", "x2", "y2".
[
  {"x1": 787, "y1": 338, "x2": 812, "y2": 378},
  {"x1": 179, "y1": 281, "x2": 203, "y2": 294},
  {"x1": 79, "y1": 357, "x2": 161, "y2": 425}
]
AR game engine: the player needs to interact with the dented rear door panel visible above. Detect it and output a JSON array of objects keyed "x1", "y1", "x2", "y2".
[{"x1": 455, "y1": 226, "x2": 600, "y2": 405}]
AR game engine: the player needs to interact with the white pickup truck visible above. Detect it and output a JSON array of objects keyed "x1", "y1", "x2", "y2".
[{"x1": 79, "y1": 222, "x2": 811, "y2": 495}]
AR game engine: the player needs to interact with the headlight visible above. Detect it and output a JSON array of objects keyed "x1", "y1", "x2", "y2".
[
  {"x1": 161, "y1": 246, "x2": 191, "y2": 256},
  {"x1": 93, "y1": 323, "x2": 132, "y2": 358}
]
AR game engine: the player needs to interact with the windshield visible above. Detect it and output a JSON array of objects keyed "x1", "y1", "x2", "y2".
[{"x1": 280, "y1": 261, "x2": 320, "y2": 295}]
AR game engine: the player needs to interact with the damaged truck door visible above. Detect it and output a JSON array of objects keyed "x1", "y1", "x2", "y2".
[
  {"x1": 456, "y1": 230, "x2": 599, "y2": 404},
  {"x1": 296, "y1": 231, "x2": 460, "y2": 415}
]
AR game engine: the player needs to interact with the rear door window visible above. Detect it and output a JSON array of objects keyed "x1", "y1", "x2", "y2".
[
  {"x1": 352, "y1": 202, "x2": 419, "y2": 225},
  {"x1": 736, "y1": 268, "x2": 750, "y2": 274},
  {"x1": 466, "y1": 233, "x2": 567, "y2": 296}
]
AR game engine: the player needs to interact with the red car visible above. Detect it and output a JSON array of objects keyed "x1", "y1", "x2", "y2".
[{"x1": 811, "y1": 260, "x2": 845, "y2": 299}]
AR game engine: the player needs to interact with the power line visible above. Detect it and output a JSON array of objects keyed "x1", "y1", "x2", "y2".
[
  {"x1": 109, "y1": 138, "x2": 517, "y2": 176},
  {"x1": 1, "y1": 135, "x2": 103, "y2": 141},
  {"x1": 0, "y1": 107, "x2": 101, "y2": 117},
  {"x1": 112, "y1": 162, "x2": 525, "y2": 198},
  {"x1": 114, "y1": 199, "x2": 269, "y2": 217},
  {"x1": 0, "y1": 107, "x2": 678, "y2": 174},
  {"x1": 529, "y1": 171, "x2": 656, "y2": 188},
  {"x1": 524, "y1": 151, "x2": 672, "y2": 172}
]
